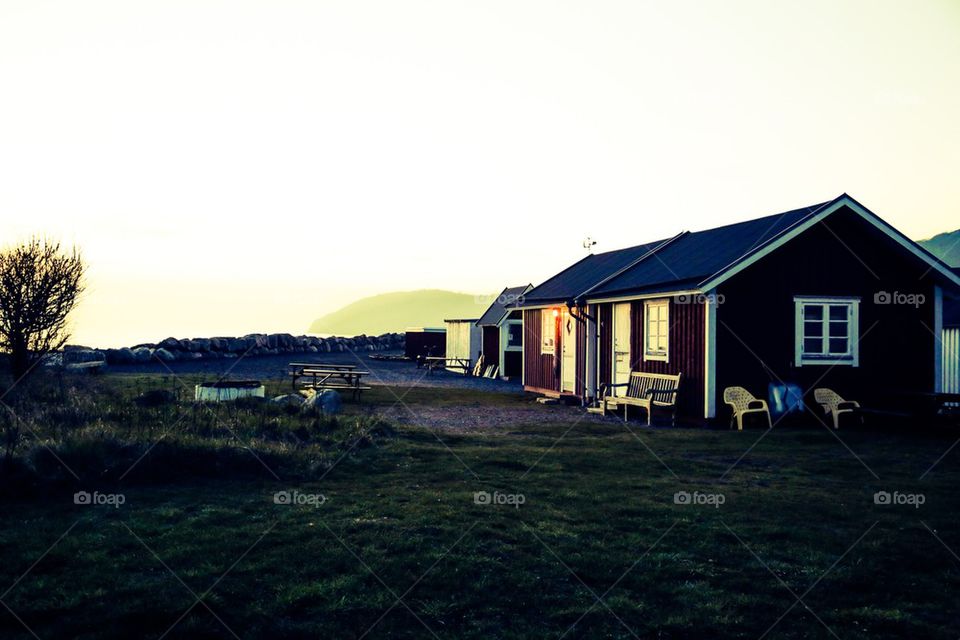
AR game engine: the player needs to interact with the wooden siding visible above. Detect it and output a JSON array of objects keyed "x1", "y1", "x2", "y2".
[
  {"x1": 715, "y1": 205, "x2": 940, "y2": 416},
  {"x1": 628, "y1": 298, "x2": 706, "y2": 420},
  {"x1": 523, "y1": 308, "x2": 560, "y2": 392}
]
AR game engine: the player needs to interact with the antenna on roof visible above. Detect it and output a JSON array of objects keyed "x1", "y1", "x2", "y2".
[{"x1": 582, "y1": 236, "x2": 597, "y2": 254}]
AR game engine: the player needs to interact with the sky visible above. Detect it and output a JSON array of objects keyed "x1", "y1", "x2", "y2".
[{"x1": 1, "y1": 0, "x2": 958, "y2": 348}]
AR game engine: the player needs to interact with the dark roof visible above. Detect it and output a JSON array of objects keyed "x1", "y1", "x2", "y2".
[
  {"x1": 477, "y1": 285, "x2": 533, "y2": 326},
  {"x1": 519, "y1": 238, "x2": 669, "y2": 305},
  {"x1": 586, "y1": 202, "x2": 830, "y2": 299},
  {"x1": 518, "y1": 200, "x2": 831, "y2": 305}
]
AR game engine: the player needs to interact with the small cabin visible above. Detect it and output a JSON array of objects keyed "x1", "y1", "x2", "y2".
[
  {"x1": 476, "y1": 285, "x2": 533, "y2": 380},
  {"x1": 444, "y1": 318, "x2": 481, "y2": 373},
  {"x1": 514, "y1": 194, "x2": 960, "y2": 424}
]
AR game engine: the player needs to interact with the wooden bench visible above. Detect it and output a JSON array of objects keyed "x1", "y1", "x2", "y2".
[{"x1": 601, "y1": 371, "x2": 682, "y2": 426}]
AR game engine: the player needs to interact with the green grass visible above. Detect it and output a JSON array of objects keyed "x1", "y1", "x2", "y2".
[{"x1": 0, "y1": 374, "x2": 959, "y2": 638}]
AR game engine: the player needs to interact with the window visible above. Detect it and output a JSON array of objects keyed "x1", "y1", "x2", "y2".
[
  {"x1": 506, "y1": 321, "x2": 523, "y2": 350},
  {"x1": 794, "y1": 297, "x2": 859, "y2": 366},
  {"x1": 540, "y1": 311, "x2": 556, "y2": 355},
  {"x1": 644, "y1": 299, "x2": 669, "y2": 361}
]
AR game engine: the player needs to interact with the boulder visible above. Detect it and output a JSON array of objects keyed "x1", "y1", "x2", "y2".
[
  {"x1": 131, "y1": 347, "x2": 153, "y2": 363},
  {"x1": 302, "y1": 389, "x2": 342, "y2": 415},
  {"x1": 270, "y1": 394, "x2": 305, "y2": 407},
  {"x1": 159, "y1": 337, "x2": 180, "y2": 350},
  {"x1": 153, "y1": 348, "x2": 176, "y2": 362},
  {"x1": 105, "y1": 347, "x2": 136, "y2": 365}
]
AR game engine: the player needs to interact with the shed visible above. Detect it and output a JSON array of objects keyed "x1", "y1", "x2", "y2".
[
  {"x1": 444, "y1": 318, "x2": 482, "y2": 373},
  {"x1": 476, "y1": 284, "x2": 533, "y2": 380},
  {"x1": 404, "y1": 327, "x2": 446, "y2": 360}
]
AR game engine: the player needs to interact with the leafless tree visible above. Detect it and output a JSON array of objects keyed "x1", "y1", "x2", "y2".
[{"x1": 0, "y1": 238, "x2": 86, "y2": 381}]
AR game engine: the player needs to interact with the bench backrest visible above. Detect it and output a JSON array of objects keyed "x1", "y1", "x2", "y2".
[{"x1": 626, "y1": 371, "x2": 682, "y2": 406}]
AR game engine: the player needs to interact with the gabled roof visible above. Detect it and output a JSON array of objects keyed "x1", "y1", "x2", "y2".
[
  {"x1": 515, "y1": 194, "x2": 960, "y2": 307},
  {"x1": 477, "y1": 285, "x2": 533, "y2": 326}
]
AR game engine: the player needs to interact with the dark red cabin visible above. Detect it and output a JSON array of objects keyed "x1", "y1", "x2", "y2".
[{"x1": 515, "y1": 194, "x2": 960, "y2": 423}]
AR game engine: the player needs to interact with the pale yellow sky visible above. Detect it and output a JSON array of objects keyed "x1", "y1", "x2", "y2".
[{"x1": 1, "y1": 0, "x2": 958, "y2": 347}]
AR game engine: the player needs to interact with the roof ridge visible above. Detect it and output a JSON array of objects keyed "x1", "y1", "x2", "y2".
[{"x1": 574, "y1": 231, "x2": 688, "y2": 302}]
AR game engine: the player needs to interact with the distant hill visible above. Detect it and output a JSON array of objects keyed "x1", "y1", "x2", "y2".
[
  {"x1": 308, "y1": 289, "x2": 489, "y2": 336},
  {"x1": 919, "y1": 229, "x2": 960, "y2": 267}
]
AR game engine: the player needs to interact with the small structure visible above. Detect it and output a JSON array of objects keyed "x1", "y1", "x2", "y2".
[
  {"x1": 404, "y1": 327, "x2": 446, "y2": 360},
  {"x1": 444, "y1": 318, "x2": 482, "y2": 374},
  {"x1": 513, "y1": 193, "x2": 960, "y2": 423},
  {"x1": 195, "y1": 380, "x2": 265, "y2": 402},
  {"x1": 476, "y1": 285, "x2": 532, "y2": 380}
]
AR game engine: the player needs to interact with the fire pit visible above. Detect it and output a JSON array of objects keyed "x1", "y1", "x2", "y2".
[{"x1": 194, "y1": 380, "x2": 265, "y2": 402}]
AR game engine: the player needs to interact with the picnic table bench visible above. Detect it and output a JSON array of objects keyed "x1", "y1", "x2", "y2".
[
  {"x1": 419, "y1": 356, "x2": 471, "y2": 374},
  {"x1": 289, "y1": 363, "x2": 371, "y2": 401}
]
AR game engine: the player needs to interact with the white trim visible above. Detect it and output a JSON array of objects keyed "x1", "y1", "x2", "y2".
[
  {"x1": 699, "y1": 196, "x2": 960, "y2": 293},
  {"x1": 560, "y1": 308, "x2": 577, "y2": 393},
  {"x1": 586, "y1": 289, "x2": 702, "y2": 306},
  {"x1": 643, "y1": 298, "x2": 670, "y2": 363},
  {"x1": 934, "y1": 285, "x2": 943, "y2": 392},
  {"x1": 521, "y1": 310, "x2": 527, "y2": 385},
  {"x1": 794, "y1": 296, "x2": 860, "y2": 367},
  {"x1": 585, "y1": 304, "x2": 597, "y2": 401},
  {"x1": 704, "y1": 289, "x2": 717, "y2": 419}
]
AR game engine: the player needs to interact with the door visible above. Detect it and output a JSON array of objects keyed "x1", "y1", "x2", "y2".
[
  {"x1": 561, "y1": 308, "x2": 577, "y2": 393},
  {"x1": 613, "y1": 302, "x2": 631, "y2": 391}
]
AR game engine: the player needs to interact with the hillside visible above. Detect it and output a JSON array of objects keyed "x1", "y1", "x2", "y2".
[
  {"x1": 308, "y1": 289, "x2": 489, "y2": 336},
  {"x1": 919, "y1": 229, "x2": 960, "y2": 266}
]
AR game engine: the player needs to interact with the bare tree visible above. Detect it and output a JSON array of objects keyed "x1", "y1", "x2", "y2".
[{"x1": 0, "y1": 238, "x2": 85, "y2": 381}]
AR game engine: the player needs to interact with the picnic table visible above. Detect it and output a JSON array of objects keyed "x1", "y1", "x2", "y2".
[
  {"x1": 289, "y1": 363, "x2": 371, "y2": 401},
  {"x1": 420, "y1": 356, "x2": 471, "y2": 375}
]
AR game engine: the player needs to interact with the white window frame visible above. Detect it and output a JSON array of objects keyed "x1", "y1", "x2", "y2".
[
  {"x1": 794, "y1": 296, "x2": 860, "y2": 366},
  {"x1": 504, "y1": 320, "x2": 523, "y2": 351},
  {"x1": 643, "y1": 299, "x2": 669, "y2": 362},
  {"x1": 540, "y1": 311, "x2": 556, "y2": 355}
]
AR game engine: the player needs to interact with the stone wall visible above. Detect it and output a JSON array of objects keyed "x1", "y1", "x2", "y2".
[{"x1": 59, "y1": 332, "x2": 405, "y2": 365}]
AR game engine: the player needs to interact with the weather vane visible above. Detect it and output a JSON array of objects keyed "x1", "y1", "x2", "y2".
[{"x1": 583, "y1": 236, "x2": 597, "y2": 253}]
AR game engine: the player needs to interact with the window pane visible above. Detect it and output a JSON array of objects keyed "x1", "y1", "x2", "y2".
[
  {"x1": 828, "y1": 338, "x2": 848, "y2": 354},
  {"x1": 804, "y1": 338, "x2": 823, "y2": 354},
  {"x1": 829, "y1": 321, "x2": 847, "y2": 337},
  {"x1": 805, "y1": 305, "x2": 823, "y2": 320},
  {"x1": 829, "y1": 305, "x2": 848, "y2": 321},
  {"x1": 804, "y1": 320, "x2": 823, "y2": 337}
]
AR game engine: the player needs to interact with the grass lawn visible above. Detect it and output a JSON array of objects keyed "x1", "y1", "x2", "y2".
[{"x1": 1, "y1": 375, "x2": 959, "y2": 638}]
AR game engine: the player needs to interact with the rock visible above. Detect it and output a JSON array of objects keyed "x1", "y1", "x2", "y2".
[
  {"x1": 105, "y1": 347, "x2": 135, "y2": 365},
  {"x1": 131, "y1": 347, "x2": 153, "y2": 363},
  {"x1": 159, "y1": 337, "x2": 180, "y2": 350},
  {"x1": 188, "y1": 338, "x2": 211, "y2": 352},
  {"x1": 270, "y1": 394, "x2": 304, "y2": 407},
  {"x1": 302, "y1": 389, "x2": 342, "y2": 415},
  {"x1": 153, "y1": 348, "x2": 176, "y2": 362}
]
